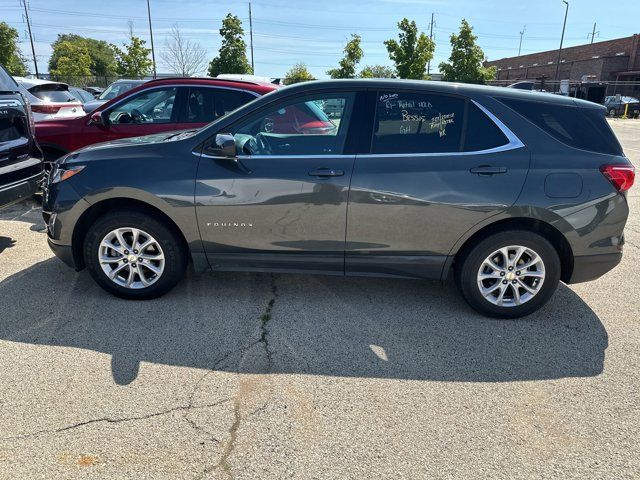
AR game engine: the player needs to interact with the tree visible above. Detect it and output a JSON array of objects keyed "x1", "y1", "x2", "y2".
[
  {"x1": 327, "y1": 34, "x2": 363, "y2": 79},
  {"x1": 438, "y1": 19, "x2": 496, "y2": 83},
  {"x1": 208, "y1": 14, "x2": 252, "y2": 77},
  {"x1": 49, "y1": 41, "x2": 92, "y2": 84},
  {"x1": 384, "y1": 19, "x2": 434, "y2": 79},
  {"x1": 284, "y1": 63, "x2": 314, "y2": 85},
  {"x1": 112, "y1": 34, "x2": 153, "y2": 77},
  {"x1": 49, "y1": 34, "x2": 116, "y2": 78},
  {"x1": 0, "y1": 22, "x2": 28, "y2": 76},
  {"x1": 161, "y1": 25, "x2": 207, "y2": 76},
  {"x1": 359, "y1": 65, "x2": 396, "y2": 78}
]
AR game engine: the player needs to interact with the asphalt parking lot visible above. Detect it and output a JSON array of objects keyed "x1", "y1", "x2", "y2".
[{"x1": 0, "y1": 120, "x2": 638, "y2": 479}]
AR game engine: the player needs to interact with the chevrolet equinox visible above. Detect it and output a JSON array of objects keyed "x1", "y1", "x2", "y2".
[{"x1": 42, "y1": 79, "x2": 634, "y2": 318}]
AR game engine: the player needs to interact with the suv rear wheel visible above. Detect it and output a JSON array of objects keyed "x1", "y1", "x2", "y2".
[
  {"x1": 83, "y1": 210, "x2": 187, "y2": 299},
  {"x1": 455, "y1": 230, "x2": 561, "y2": 318}
]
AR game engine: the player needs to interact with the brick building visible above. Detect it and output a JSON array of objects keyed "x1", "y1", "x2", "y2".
[{"x1": 485, "y1": 34, "x2": 640, "y2": 95}]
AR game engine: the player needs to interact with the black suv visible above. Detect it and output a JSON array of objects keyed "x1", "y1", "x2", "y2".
[
  {"x1": 0, "y1": 65, "x2": 43, "y2": 207},
  {"x1": 42, "y1": 79, "x2": 633, "y2": 318}
]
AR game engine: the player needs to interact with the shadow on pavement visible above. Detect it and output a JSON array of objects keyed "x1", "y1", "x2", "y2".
[{"x1": 0, "y1": 258, "x2": 608, "y2": 385}]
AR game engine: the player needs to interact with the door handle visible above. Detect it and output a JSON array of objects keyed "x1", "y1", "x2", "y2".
[
  {"x1": 308, "y1": 168, "x2": 344, "y2": 177},
  {"x1": 469, "y1": 165, "x2": 507, "y2": 175}
]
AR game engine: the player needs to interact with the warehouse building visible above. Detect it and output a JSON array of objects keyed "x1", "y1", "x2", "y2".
[{"x1": 485, "y1": 34, "x2": 640, "y2": 96}]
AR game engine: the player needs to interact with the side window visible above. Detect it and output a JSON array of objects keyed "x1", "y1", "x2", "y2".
[
  {"x1": 186, "y1": 88, "x2": 256, "y2": 123},
  {"x1": 230, "y1": 93, "x2": 354, "y2": 156},
  {"x1": 463, "y1": 103, "x2": 509, "y2": 151},
  {"x1": 108, "y1": 87, "x2": 178, "y2": 125},
  {"x1": 372, "y1": 91, "x2": 465, "y2": 154}
]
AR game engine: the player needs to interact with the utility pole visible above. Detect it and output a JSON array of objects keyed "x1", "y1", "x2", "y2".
[
  {"x1": 554, "y1": 0, "x2": 569, "y2": 87},
  {"x1": 588, "y1": 22, "x2": 599, "y2": 43},
  {"x1": 146, "y1": 0, "x2": 157, "y2": 78},
  {"x1": 518, "y1": 25, "x2": 526, "y2": 56},
  {"x1": 249, "y1": 2, "x2": 254, "y2": 73},
  {"x1": 21, "y1": 0, "x2": 39, "y2": 78},
  {"x1": 427, "y1": 12, "x2": 435, "y2": 76}
]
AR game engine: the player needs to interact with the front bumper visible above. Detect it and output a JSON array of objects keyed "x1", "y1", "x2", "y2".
[
  {"x1": 568, "y1": 252, "x2": 622, "y2": 284},
  {"x1": 47, "y1": 237, "x2": 76, "y2": 269},
  {"x1": 0, "y1": 157, "x2": 44, "y2": 207}
]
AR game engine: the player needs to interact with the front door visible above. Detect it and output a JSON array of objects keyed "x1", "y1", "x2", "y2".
[
  {"x1": 82, "y1": 86, "x2": 186, "y2": 145},
  {"x1": 346, "y1": 89, "x2": 530, "y2": 279},
  {"x1": 195, "y1": 91, "x2": 357, "y2": 274}
]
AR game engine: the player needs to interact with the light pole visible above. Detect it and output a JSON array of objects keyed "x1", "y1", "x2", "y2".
[
  {"x1": 147, "y1": 0, "x2": 157, "y2": 79},
  {"x1": 554, "y1": 0, "x2": 569, "y2": 88}
]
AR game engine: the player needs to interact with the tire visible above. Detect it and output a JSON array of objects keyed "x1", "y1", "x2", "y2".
[
  {"x1": 454, "y1": 230, "x2": 561, "y2": 319},
  {"x1": 83, "y1": 210, "x2": 187, "y2": 299},
  {"x1": 608, "y1": 108, "x2": 617, "y2": 117}
]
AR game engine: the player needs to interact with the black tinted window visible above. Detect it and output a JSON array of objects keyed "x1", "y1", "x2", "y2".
[
  {"x1": 186, "y1": 88, "x2": 255, "y2": 123},
  {"x1": 373, "y1": 91, "x2": 465, "y2": 154},
  {"x1": 499, "y1": 97, "x2": 622, "y2": 155},
  {"x1": 29, "y1": 86, "x2": 76, "y2": 103},
  {"x1": 463, "y1": 103, "x2": 509, "y2": 151}
]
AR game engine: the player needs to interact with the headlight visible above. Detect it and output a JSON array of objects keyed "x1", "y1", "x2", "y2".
[{"x1": 51, "y1": 165, "x2": 85, "y2": 184}]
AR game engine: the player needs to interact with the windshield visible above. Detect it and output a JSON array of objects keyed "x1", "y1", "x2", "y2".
[
  {"x1": 0, "y1": 65, "x2": 19, "y2": 92},
  {"x1": 99, "y1": 83, "x2": 138, "y2": 100}
]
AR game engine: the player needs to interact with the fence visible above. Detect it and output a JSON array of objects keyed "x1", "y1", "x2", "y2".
[
  {"x1": 486, "y1": 79, "x2": 640, "y2": 99},
  {"x1": 24, "y1": 73, "x2": 182, "y2": 88}
]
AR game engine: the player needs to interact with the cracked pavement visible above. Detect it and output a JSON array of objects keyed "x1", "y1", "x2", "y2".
[{"x1": 0, "y1": 121, "x2": 638, "y2": 479}]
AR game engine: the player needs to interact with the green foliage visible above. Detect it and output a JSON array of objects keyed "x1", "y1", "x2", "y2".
[
  {"x1": 384, "y1": 19, "x2": 434, "y2": 79},
  {"x1": 49, "y1": 34, "x2": 116, "y2": 78},
  {"x1": 208, "y1": 14, "x2": 252, "y2": 77},
  {"x1": 438, "y1": 19, "x2": 496, "y2": 83},
  {"x1": 327, "y1": 34, "x2": 363, "y2": 79},
  {"x1": 112, "y1": 36, "x2": 153, "y2": 78},
  {"x1": 49, "y1": 41, "x2": 92, "y2": 84},
  {"x1": 359, "y1": 64, "x2": 396, "y2": 78},
  {"x1": 284, "y1": 63, "x2": 314, "y2": 85},
  {"x1": 0, "y1": 22, "x2": 28, "y2": 76}
]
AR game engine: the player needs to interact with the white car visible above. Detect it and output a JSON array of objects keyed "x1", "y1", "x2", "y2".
[{"x1": 13, "y1": 77, "x2": 85, "y2": 122}]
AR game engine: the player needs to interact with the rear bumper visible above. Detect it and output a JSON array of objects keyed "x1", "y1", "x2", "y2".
[
  {"x1": 567, "y1": 252, "x2": 622, "y2": 284},
  {"x1": 0, "y1": 157, "x2": 44, "y2": 207}
]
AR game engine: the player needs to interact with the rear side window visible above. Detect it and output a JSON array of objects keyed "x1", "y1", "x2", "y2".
[
  {"x1": 29, "y1": 85, "x2": 76, "y2": 103},
  {"x1": 499, "y1": 97, "x2": 622, "y2": 155},
  {"x1": 185, "y1": 87, "x2": 255, "y2": 123},
  {"x1": 463, "y1": 102, "x2": 509, "y2": 152},
  {"x1": 372, "y1": 91, "x2": 465, "y2": 154}
]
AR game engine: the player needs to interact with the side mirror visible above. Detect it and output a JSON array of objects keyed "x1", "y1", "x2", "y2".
[
  {"x1": 206, "y1": 133, "x2": 237, "y2": 158},
  {"x1": 88, "y1": 111, "x2": 107, "y2": 127}
]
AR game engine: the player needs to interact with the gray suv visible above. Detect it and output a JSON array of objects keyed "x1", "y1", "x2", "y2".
[{"x1": 42, "y1": 79, "x2": 634, "y2": 318}]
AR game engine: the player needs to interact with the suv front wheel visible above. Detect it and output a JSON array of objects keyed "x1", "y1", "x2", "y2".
[
  {"x1": 83, "y1": 210, "x2": 187, "y2": 299},
  {"x1": 455, "y1": 230, "x2": 561, "y2": 318}
]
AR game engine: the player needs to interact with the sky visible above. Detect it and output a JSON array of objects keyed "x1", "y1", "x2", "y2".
[{"x1": 1, "y1": 0, "x2": 639, "y2": 79}]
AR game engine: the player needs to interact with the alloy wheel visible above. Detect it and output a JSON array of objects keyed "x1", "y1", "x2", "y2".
[
  {"x1": 98, "y1": 227, "x2": 165, "y2": 289},
  {"x1": 476, "y1": 245, "x2": 545, "y2": 307}
]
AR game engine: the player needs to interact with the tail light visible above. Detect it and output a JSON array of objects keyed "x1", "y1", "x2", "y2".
[
  {"x1": 31, "y1": 104, "x2": 62, "y2": 114},
  {"x1": 600, "y1": 164, "x2": 635, "y2": 192}
]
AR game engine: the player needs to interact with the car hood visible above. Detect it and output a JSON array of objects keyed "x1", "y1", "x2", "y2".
[
  {"x1": 83, "y1": 99, "x2": 106, "y2": 113},
  {"x1": 62, "y1": 129, "x2": 199, "y2": 163}
]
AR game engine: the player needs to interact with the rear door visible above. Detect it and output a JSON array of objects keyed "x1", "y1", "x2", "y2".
[{"x1": 346, "y1": 89, "x2": 530, "y2": 279}]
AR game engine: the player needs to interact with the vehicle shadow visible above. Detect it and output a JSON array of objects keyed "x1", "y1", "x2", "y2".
[
  {"x1": 0, "y1": 236, "x2": 16, "y2": 253},
  {"x1": 0, "y1": 258, "x2": 608, "y2": 385}
]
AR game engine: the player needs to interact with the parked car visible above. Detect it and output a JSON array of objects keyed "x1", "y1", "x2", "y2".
[
  {"x1": 604, "y1": 95, "x2": 640, "y2": 118},
  {"x1": 82, "y1": 79, "x2": 147, "y2": 113},
  {"x1": 14, "y1": 77, "x2": 86, "y2": 122},
  {"x1": 68, "y1": 86, "x2": 96, "y2": 106},
  {"x1": 84, "y1": 86, "x2": 104, "y2": 98},
  {"x1": 42, "y1": 79, "x2": 634, "y2": 318},
  {"x1": 0, "y1": 65, "x2": 43, "y2": 207},
  {"x1": 35, "y1": 77, "x2": 334, "y2": 163}
]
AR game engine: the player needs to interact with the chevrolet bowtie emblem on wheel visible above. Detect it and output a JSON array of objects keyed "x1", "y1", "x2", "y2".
[{"x1": 206, "y1": 222, "x2": 254, "y2": 227}]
